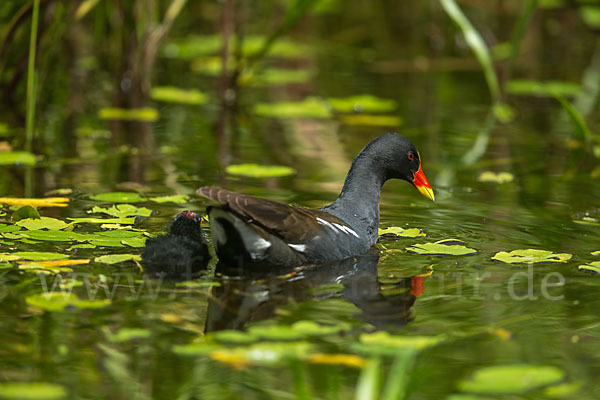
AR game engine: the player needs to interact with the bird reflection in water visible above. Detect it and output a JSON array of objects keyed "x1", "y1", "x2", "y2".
[{"x1": 204, "y1": 248, "x2": 432, "y2": 333}]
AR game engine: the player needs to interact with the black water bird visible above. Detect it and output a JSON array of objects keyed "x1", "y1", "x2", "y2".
[
  {"x1": 198, "y1": 133, "x2": 434, "y2": 268},
  {"x1": 141, "y1": 210, "x2": 210, "y2": 280}
]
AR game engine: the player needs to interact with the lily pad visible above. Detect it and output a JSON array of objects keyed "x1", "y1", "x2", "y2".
[
  {"x1": 0, "y1": 253, "x2": 22, "y2": 262},
  {"x1": 149, "y1": 194, "x2": 190, "y2": 204},
  {"x1": 94, "y1": 254, "x2": 141, "y2": 264},
  {"x1": 18, "y1": 263, "x2": 74, "y2": 275},
  {"x1": 578, "y1": 261, "x2": 600, "y2": 274},
  {"x1": 17, "y1": 230, "x2": 86, "y2": 242},
  {"x1": 255, "y1": 68, "x2": 313, "y2": 86},
  {"x1": 591, "y1": 251, "x2": 600, "y2": 256},
  {"x1": 338, "y1": 114, "x2": 402, "y2": 127},
  {"x1": 0, "y1": 224, "x2": 21, "y2": 233},
  {"x1": 0, "y1": 151, "x2": 37, "y2": 166},
  {"x1": 543, "y1": 381, "x2": 583, "y2": 398},
  {"x1": 492, "y1": 249, "x2": 572, "y2": 264},
  {"x1": 98, "y1": 107, "x2": 159, "y2": 122},
  {"x1": 378, "y1": 226, "x2": 426, "y2": 238},
  {"x1": 478, "y1": 171, "x2": 514, "y2": 184},
  {"x1": 0, "y1": 382, "x2": 66, "y2": 400},
  {"x1": 247, "y1": 324, "x2": 304, "y2": 341},
  {"x1": 253, "y1": 97, "x2": 332, "y2": 119},
  {"x1": 89, "y1": 192, "x2": 147, "y2": 203},
  {"x1": 209, "y1": 341, "x2": 312, "y2": 368},
  {"x1": 16, "y1": 217, "x2": 70, "y2": 230},
  {"x1": 106, "y1": 328, "x2": 151, "y2": 342},
  {"x1": 89, "y1": 204, "x2": 152, "y2": 218},
  {"x1": 150, "y1": 86, "x2": 208, "y2": 105},
  {"x1": 213, "y1": 330, "x2": 259, "y2": 345},
  {"x1": 328, "y1": 94, "x2": 397, "y2": 114},
  {"x1": 225, "y1": 163, "x2": 296, "y2": 178},
  {"x1": 11, "y1": 252, "x2": 70, "y2": 261},
  {"x1": 354, "y1": 332, "x2": 443, "y2": 356},
  {"x1": 406, "y1": 239, "x2": 477, "y2": 256},
  {"x1": 459, "y1": 364, "x2": 565, "y2": 394},
  {"x1": 12, "y1": 205, "x2": 41, "y2": 221},
  {"x1": 26, "y1": 292, "x2": 111, "y2": 312},
  {"x1": 68, "y1": 217, "x2": 137, "y2": 225}
]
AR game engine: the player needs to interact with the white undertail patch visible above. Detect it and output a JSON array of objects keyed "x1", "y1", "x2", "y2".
[{"x1": 209, "y1": 208, "x2": 272, "y2": 259}]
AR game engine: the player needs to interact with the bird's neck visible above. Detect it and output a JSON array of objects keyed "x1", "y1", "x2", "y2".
[{"x1": 322, "y1": 153, "x2": 386, "y2": 243}]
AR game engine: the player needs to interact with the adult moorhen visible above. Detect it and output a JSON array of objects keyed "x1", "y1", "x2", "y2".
[
  {"x1": 141, "y1": 210, "x2": 210, "y2": 280},
  {"x1": 198, "y1": 133, "x2": 434, "y2": 268}
]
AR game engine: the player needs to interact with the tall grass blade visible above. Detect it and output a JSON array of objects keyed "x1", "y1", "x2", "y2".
[
  {"x1": 25, "y1": 0, "x2": 40, "y2": 153},
  {"x1": 440, "y1": 0, "x2": 501, "y2": 102},
  {"x1": 291, "y1": 362, "x2": 312, "y2": 400},
  {"x1": 554, "y1": 94, "x2": 594, "y2": 143},
  {"x1": 354, "y1": 357, "x2": 381, "y2": 400},
  {"x1": 381, "y1": 350, "x2": 417, "y2": 400}
]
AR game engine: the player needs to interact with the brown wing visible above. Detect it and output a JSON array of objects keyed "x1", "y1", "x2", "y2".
[{"x1": 197, "y1": 186, "x2": 348, "y2": 243}]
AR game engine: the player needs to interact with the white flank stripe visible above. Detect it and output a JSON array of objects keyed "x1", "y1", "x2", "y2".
[
  {"x1": 333, "y1": 223, "x2": 360, "y2": 238},
  {"x1": 288, "y1": 243, "x2": 306, "y2": 252}
]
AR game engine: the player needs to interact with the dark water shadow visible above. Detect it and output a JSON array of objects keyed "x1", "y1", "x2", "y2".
[{"x1": 205, "y1": 247, "x2": 431, "y2": 333}]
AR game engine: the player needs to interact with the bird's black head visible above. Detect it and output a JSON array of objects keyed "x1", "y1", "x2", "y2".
[
  {"x1": 364, "y1": 133, "x2": 434, "y2": 201},
  {"x1": 169, "y1": 210, "x2": 204, "y2": 240}
]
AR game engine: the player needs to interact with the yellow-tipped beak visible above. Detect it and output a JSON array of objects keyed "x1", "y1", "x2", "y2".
[{"x1": 412, "y1": 165, "x2": 435, "y2": 201}]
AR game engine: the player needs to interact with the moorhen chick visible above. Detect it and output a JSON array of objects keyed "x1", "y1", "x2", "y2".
[
  {"x1": 141, "y1": 210, "x2": 210, "y2": 280},
  {"x1": 198, "y1": 133, "x2": 434, "y2": 268}
]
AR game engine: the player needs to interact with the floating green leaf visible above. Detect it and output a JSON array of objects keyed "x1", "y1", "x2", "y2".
[
  {"x1": 18, "y1": 262, "x2": 74, "y2": 275},
  {"x1": 209, "y1": 341, "x2": 312, "y2": 367},
  {"x1": 506, "y1": 80, "x2": 581, "y2": 97},
  {"x1": 291, "y1": 320, "x2": 348, "y2": 336},
  {"x1": 94, "y1": 254, "x2": 141, "y2": 264},
  {"x1": 543, "y1": 381, "x2": 583, "y2": 398},
  {"x1": 150, "y1": 86, "x2": 208, "y2": 105},
  {"x1": 338, "y1": 114, "x2": 402, "y2": 127},
  {"x1": 98, "y1": 107, "x2": 159, "y2": 122},
  {"x1": 68, "y1": 217, "x2": 137, "y2": 225},
  {"x1": 354, "y1": 332, "x2": 443, "y2": 356},
  {"x1": 0, "y1": 253, "x2": 22, "y2": 262},
  {"x1": 247, "y1": 324, "x2": 304, "y2": 341},
  {"x1": 106, "y1": 328, "x2": 151, "y2": 342},
  {"x1": 26, "y1": 292, "x2": 111, "y2": 312},
  {"x1": 578, "y1": 261, "x2": 600, "y2": 274},
  {"x1": 0, "y1": 382, "x2": 66, "y2": 400},
  {"x1": 592, "y1": 251, "x2": 600, "y2": 256},
  {"x1": 67, "y1": 244, "x2": 96, "y2": 251},
  {"x1": 255, "y1": 68, "x2": 313, "y2": 86},
  {"x1": 213, "y1": 330, "x2": 258, "y2": 345},
  {"x1": 121, "y1": 237, "x2": 147, "y2": 247},
  {"x1": 12, "y1": 205, "x2": 41, "y2": 221},
  {"x1": 0, "y1": 224, "x2": 21, "y2": 233},
  {"x1": 328, "y1": 94, "x2": 397, "y2": 114},
  {"x1": 89, "y1": 204, "x2": 152, "y2": 218},
  {"x1": 492, "y1": 249, "x2": 572, "y2": 264},
  {"x1": 253, "y1": 97, "x2": 332, "y2": 119},
  {"x1": 407, "y1": 239, "x2": 477, "y2": 256},
  {"x1": 16, "y1": 217, "x2": 70, "y2": 230},
  {"x1": 459, "y1": 365, "x2": 564, "y2": 394},
  {"x1": 0, "y1": 151, "x2": 37, "y2": 166},
  {"x1": 11, "y1": 252, "x2": 69, "y2": 261},
  {"x1": 89, "y1": 192, "x2": 147, "y2": 203},
  {"x1": 225, "y1": 163, "x2": 296, "y2": 178},
  {"x1": 149, "y1": 194, "x2": 190, "y2": 204},
  {"x1": 17, "y1": 230, "x2": 86, "y2": 242},
  {"x1": 478, "y1": 171, "x2": 514, "y2": 183},
  {"x1": 378, "y1": 227, "x2": 426, "y2": 238}
]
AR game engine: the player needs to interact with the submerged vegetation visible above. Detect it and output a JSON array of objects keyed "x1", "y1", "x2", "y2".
[{"x1": 1, "y1": 0, "x2": 600, "y2": 399}]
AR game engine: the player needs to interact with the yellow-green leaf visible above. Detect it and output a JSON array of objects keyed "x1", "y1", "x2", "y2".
[
  {"x1": 406, "y1": 239, "x2": 477, "y2": 256},
  {"x1": 16, "y1": 217, "x2": 70, "y2": 230},
  {"x1": 0, "y1": 151, "x2": 37, "y2": 166},
  {"x1": 150, "y1": 86, "x2": 208, "y2": 105},
  {"x1": 89, "y1": 192, "x2": 147, "y2": 203},
  {"x1": 578, "y1": 261, "x2": 600, "y2": 274},
  {"x1": 378, "y1": 227, "x2": 425, "y2": 238},
  {"x1": 478, "y1": 171, "x2": 514, "y2": 184},
  {"x1": 328, "y1": 94, "x2": 397, "y2": 114},
  {"x1": 492, "y1": 249, "x2": 572, "y2": 264},
  {"x1": 0, "y1": 382, "x2": 67, "y2": 400},
  {"x1": 94, "y1": 254, "x2": 141, "y2": 264},
  {"x1": 459, "y1": 365, "x2": 564, "y2": 394},
  {"x1": 98, "y1": 107, "x2": 159, "y2": 122},
  {"x1": 225, "y1": 163, "x2": 296, "y2": 178},
  {"x1": 26, "y1": 292, "x2": 111, "y2": 312}
]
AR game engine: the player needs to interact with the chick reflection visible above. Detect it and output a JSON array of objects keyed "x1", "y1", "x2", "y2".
[{"x1": 205, "y1": 248, "x2": 431, "y2": 333}]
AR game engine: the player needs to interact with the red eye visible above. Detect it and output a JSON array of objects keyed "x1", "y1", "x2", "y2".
[{"x1": 408, "y1": 153, "x2": 414, "y2": 161}]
